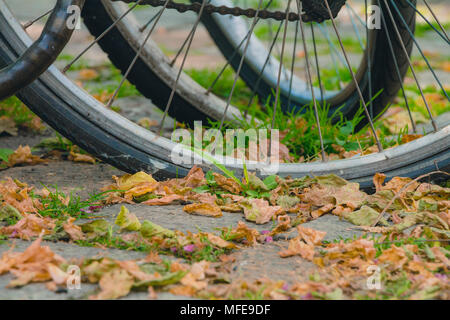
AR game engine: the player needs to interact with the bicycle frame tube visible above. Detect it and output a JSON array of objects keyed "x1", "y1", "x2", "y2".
[{"x1": 0, "y1": 0, "x2": 84, "y2": 100}]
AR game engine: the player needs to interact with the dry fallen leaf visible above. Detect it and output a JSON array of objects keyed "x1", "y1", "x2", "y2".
[
  {"x1": 1, "y1": 214, "x2": 56, "y2": 240},
  {"x1": 0, "y1": 116, "x2": 17, "y2": 136},
  {"x1": 279, "y1": 238, "x2": 315, "y2": 261},
  {"x1": 183, "y1": 203, "x2": 223, "y2": 218},
  {"x1": 6, "y1": 145, "x2": 46, "y2": 167},
  {"x1": 90, "y1": 269, "x2": 134, "y2": 300},
  {"x1": 143, "y1": 194, "x2": 184, "y2": 206},
  {"x1": 68, "y1": 148, "x2": 96, "y2": 164},
  {"x1": 239, "y1": 198, "x2": 282, "y2": 224},
  {"x1": 0, "y1": 237, "x2": 66, "y2": 288},
  {"x1": 78, "y1": 68, "x2": 99, "y2": 81},
  {"x1": 63, "y1": 217, "x2": 85, "y2": 241}
]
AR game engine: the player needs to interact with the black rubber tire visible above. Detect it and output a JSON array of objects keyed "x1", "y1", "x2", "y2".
[{"x1": 81, "y1": 0, "x2": 416, "y2": 129}]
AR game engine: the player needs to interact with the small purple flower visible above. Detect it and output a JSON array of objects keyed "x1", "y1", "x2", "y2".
[
  {"x1": 302, "y1": 293, "x2": 313, "y2": 300},
  {"x1": 260, "y1": 230, "x2": 270, "y2": 235},
  {"x1": 170, "y1": 247, "x2": 178, "y2": 253},
  {"x1": 81, "y1": 205, "x2": 103, "y2": 214},
  {"x1": 435, "y1": 273, "x2": 447, "y2": 280},
  {"x1": 10, "y1": 230, "x2": 17, "y2": 238},
  {"x1": 282, "y1": 283, "x2": 290, "y2": 291},
  {"x1": 265, "y1": 236, "x2": 273, "y2": 243},
  {"x1": 183, "y1": 244, "x2": 196, "y2": 253}
]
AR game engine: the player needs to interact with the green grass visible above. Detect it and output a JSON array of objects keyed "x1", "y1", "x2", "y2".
[
  {"x1": 31, "y1": 186, "x2": 109, "y2": 220},
  {"x1": 187, "y1": 66, "x2": 253, "y2": 108},
  {"x1": 415, "y1": 21, "x2": 450, "y2": 37},
  {"x1": 0, "y1": 96, "x2": 37, "y2": 127}
]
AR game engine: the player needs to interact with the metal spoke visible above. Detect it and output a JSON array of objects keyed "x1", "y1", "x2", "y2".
[
  {"x1": 63, "y1": 0, "x2": 145, "y2": 73},
  {"x1": 296, "y1": 0, "x2": 326, "y2": 162},
  {"x1": 287, "y1": 11, "x2": 300, "y2": 109},
  {"x1": 272, "y1": 0, "x2": 291, "y2": 125},
  {"x1": 206, "y1": 0, "x2": 274, "y2": 95},
  {"x1": 323, "y1": 0, "x2": 383, "y2": 152},
  {"x1": 316, "y1": 22, "x2": 345, "y2": 90},
  {"x1": 390, "y1": 0, "x2": 449, "y2": 102},
  {"x1": 159, "y1": 0, "x2": 208, "y2": 134},
  {"x1": 365, "y1": 0, "x2": 373, "y2": 119},
  {"x1": 218, "y1": 0, "x2": 264, "y2": 132},
  {"x1": 244, "y1": 20, "x2": 284, "y2": 116},
  {"x1": 404, "y1": 0, "x2": 449, "y2": 45},
  {"x1": 170, "y1": 0, "x2": 212, "y2": 67},
  {"x1": 23, "y1": 9, "x2": 53, "y2": 29},
  {"x1": 422, "y1": 0, "x2": 449, "y2": 42},
  {"x1": 105, "y1": 0, "x2": 170, "y2": 109},
  {"x1": 381, "y1": 0, "x2": 437, "y2": 132},
  {"x1": 346, "y1": 4, "x2": 364, "y2": 50},
  {"x1": 378, "y1": 0, "x2": 417, "y2": 133},
  {"x1": 346, "y1": 1, "x2": 368, "y2": 27},
  {"x1": 269, "y1": 0, "x2": 292, "y2": 161},
  {"x1": 139, "y1": 6, "x2": 165, "y2": 32},
  {"x1": 310, "y1": 23, "x2": 324, "y2": 102}
]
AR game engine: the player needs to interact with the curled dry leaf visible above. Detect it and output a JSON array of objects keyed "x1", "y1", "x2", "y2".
[
  {"x1": 0, "y1": 116, "x2": 17, "y2": 136},
  {"x1": 187, "y1": 192, "x2": 217, "y2": 205},
  {"x1": 183, "y1": 203, "x2": 223, "y2": 218},
  {"x1": 6, "y1": 145, "x2": 46, "y2": 167},
  {"x1": 0, "y1": 237, "x2": 66, "y2": 288},
  {"x1": 90, "y1": 269, "x2": 134, "y2": 300},
  {"x1": 183, "y1": 165, "x2": 207, "y2": 188},
  {"x1": 202, "y1": 233, "x2": 237, "y2": 249},
  {"x1": 68, "y1": 149, "x2": 96, "y2": 164},
  {"x1": 296, "y1": 226, "x2": 326, "y2": 246},
  {"x1": 278, "y1": 239, "x2": 315, "y2": 261},
  {"x1": 239, "y1": 198, "x2": 282, "y2": 224},
  {"x1": 279, "y1": 226, "x2": 326, "y2": 260},
  {"x1": 0, "y1": 178, "x2": 38, "y2": 214},
  {"x1": 63, "y1": 217, "x2": 85, "y2": 241},
  {"x1": 113, "y1": 171, "x2": 158, "y2": 191},
  {"x1": 213, "y1": 172, "x2": 242, "y2": 194},
  {"x1": 1, "y1": 214, "x2": 56, "y2": 240},
  {"x1": 224, "y1": 221, "x2": 260, "y2": 246},
  {"x1": 142, "y1": 194, "x2": 184, "y2": 206}
]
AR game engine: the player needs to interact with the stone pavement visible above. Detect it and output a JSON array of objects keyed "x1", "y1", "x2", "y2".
[{"x1": 0, "y1": 131, "x2": 367, "y2": 300}]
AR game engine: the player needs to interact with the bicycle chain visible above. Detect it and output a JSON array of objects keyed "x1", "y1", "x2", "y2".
[{"x1": 113, "y1": 0, "x2": 345, "y2": 22}]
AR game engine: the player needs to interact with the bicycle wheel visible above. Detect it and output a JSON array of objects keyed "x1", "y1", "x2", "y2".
[
  {"x1": 0, "y1": 0, "x2": 448, "y2": 188},
  {"x1": 80, "y1": 0, "x2": 415, "y2": 128}
]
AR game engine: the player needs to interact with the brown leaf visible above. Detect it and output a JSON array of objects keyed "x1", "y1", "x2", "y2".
[
  {"x1": 240, "y1": 198, "x2": 282, "y2": 224},
  {"x1": 0, "y1": 116, "x2": 17, "y2": 136},
  {"x1": 213, "y1": 172, "x2": 242, "y2": 194},
  {"x1": 279, "y1": 239, "x2": 315, "y2": 261},
  {"x1": 142, "y1": 194, "x2": 184, "y2": 206},
  {"x1": 296, "y1": 226, "x2": 326, "y2": 246},
  {"x1": 0, "y1": 237, "x2": 66, "y2": 287},
  {"x1": 78, "y1": 68, "x2": 99, "y2": 81},
  {"x1": 203, "y1": 233, "x2": 236, "y2": 249},
  {"x1": 224, "y1": 221, "x2": 260, "y2": 246},
  {"x1": 90, "y1": 269, "x2": 134, "y2": 300},
  {"x1": 1, "y1": 214, "x2": 56, "y2": 240},
  {"x1": 373, "y1": 173, "x2": 386, "y2": 193},
  {"x1": 7, "y1": 145, "x2": 46, "y2": 167},
  {"x1": 63, "y1": 217, "x2": 85, "y2": 241},
  {"x1": 68, "y1": 150, "x2": 96, "y2": 164},
  {"x1": 183, "y1": 203, "x2": 223, "y2": 218},
  {"x1": 311, "y1": 203, "x2": 334, "y2": 219}
]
